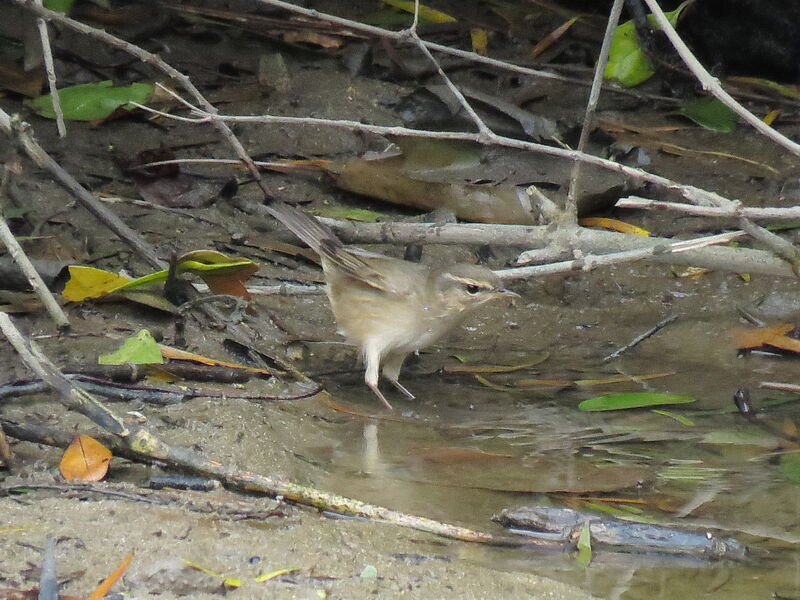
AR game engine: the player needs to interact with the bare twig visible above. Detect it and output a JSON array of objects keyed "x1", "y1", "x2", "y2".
[
  {"x1": 641, "y1": 0, "x2": 800, "y2": 158},
  {"x1": 760, "y1": 382, "x2": 800, "y2": 394},
  {"x1": 617, "y1": 196, "x2": 800, "y2": 220},
  {"x1": 0, "y1": 109, "x2": 164, "y2": 269},
  {"x1": 498, "y1": 230, "x2": 746, "y2": 281},
  {"x1": 133, "y1": 91, "x2": 756, "y2": 213},
  {"x1": 603, "y1": 314, "x2": 679, "y2": 361},
  {"x1": 32, "y1": 0, "x2": 65, "y2": 137},
  {"x1": 0, "y1": 165, "x2": 69, "y2": 329},
  {"x1": 0, "y1": 311, "x2": 552, "y2": 548},
  {"x1": 566, "y1": 0, "x2": 625, "y2": 223}
]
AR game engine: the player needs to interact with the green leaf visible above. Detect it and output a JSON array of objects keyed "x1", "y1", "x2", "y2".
[
  {"x1": 780, "y1": 453, "x2": 800, "y2": 484},
  {"x1": 359, "y1": 565, "x2": 378, "y2": 579},
  {"x1": 27, "y1": 81, "x2": 155, "y2": 121},
  {"x1": 651, "y1": 409, "x2": 695, "y2": 425},
  {"x1": 676, "y1": 96, "x2": 738, "y2": 132},
  {"x1": 576, "y1": 522, "x2": 592, "y2": 566},
  {"x1": 98, "y1": 330, "x2": 164, "y2": 365},
  {"x1": 604, "y1": 1, "x2": 691, "y2": 87},
  {"x1": 579, "y1": 392, "x2": 695, "y2": 411},
  {"x1": 43, "y1": 0, "x2": 75, "y2": 13}
]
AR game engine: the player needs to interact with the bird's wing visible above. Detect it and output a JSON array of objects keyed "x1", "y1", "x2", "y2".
[{"x1": 265, "y1": 202, "x2": 399, "y2": 294}]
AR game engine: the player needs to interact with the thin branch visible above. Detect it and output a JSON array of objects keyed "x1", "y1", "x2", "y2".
[
  {"x1": 566, "y1": 0, "x2": 625, "y2": 223},
  {"x1": 603, "y1": 314, "x2": 678, "y2": 361},
  {"x1": 640, "y1": 0, "x2": 800, "y2": 158},
  {"x1": 231, "y1": 193, "x2": 792, "y2": 276},
  {"x1": 133, "y1": 90, "x2": 759, "y2": 213},
  {"x1": 497, "y1": 230, "x2": 746, "y2": 281},
  {"x1": 33, "y1": 0, "x2": 65, "y2": 137},
  {"x1": 0, "y1": 109, "x2": 164, "y2": 269},
  {"x1": 0, "y1": 311, "x2": 552, "y2": 548},
  {"x1": 0, "y1": 189, "x2": 69, "y2": 329},
  {"x1": 616, "y1": 196, "x2": 800, "y2": 220}
]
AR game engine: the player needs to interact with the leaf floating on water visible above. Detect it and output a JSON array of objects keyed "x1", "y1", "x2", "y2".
[
  {"x1": 651, "y1": 409, "x2": 695, "y2": 426},
  {"x1": 576, "y1": 522, "x2": 592, "y2": 566},
  {"x1": 182, "y1": 559, "x2": 242, "y2": 587},
  {"x1": 87, "y1": 553, "x2": 134, "y2": 600},
  {"x1": 446, "y1": 352, "x2": 549, "y2": 374},
  {"x1": 780, "y1": 453, "x2": 800, "y2": 484},
  {"x1": 734, "y1": 323, "x2": 800, "y2": 353},
  {"x1": 579, "y1": 392, "x2": 695, "y2": 412}
]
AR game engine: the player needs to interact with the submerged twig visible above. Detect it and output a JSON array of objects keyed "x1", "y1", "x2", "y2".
[{"x1": 603, "y1": 314, "x2": 679, "y2": 362}]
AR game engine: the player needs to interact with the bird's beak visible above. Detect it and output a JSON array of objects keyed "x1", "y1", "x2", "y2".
[{"x1": 494, "y1": 288, "x2": 521, "y2": 300}]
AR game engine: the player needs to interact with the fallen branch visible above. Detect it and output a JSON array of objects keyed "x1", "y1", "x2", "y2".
[{"x1": 0, "y1": 312, "x2": 554, "y2": 548}]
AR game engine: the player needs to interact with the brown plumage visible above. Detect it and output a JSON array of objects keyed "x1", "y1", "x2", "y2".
[{"x1": 266, "y1": 202, "x2": 517, "y2": 409}]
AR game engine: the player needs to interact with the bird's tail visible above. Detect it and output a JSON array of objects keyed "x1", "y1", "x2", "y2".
[{"x1": 265, "y1": 201, "x2": 342, "y2": 260}]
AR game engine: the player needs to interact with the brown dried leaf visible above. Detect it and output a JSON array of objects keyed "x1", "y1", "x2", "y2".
[{"x1": 60, "y1": 435, "x2": 112, "y2": 482}]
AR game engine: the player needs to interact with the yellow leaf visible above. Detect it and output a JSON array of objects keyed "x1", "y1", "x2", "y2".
[
  {"x1": 62, "y1": 266, "x2": 131, "y2": 302},
  {"x1": 382, "y1": 0, "x2": 456, "y2": 23},
  {"x1": 579, "y1": 218, "x2": 650, "y2": 236},
  {"x1": 182, "y1": 559, "x2": 242, "y2": 587},
  {"x1": 470, "y1": 28, "x2": 488, "y2": 56},
  {"x1": 254, "y1": 567, "x2": 301, "y2": 583},
  {"x1": 763, "y1": 110, "x2": 779, "y2": 126}
]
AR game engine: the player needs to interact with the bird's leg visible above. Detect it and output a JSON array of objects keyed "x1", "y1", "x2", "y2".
[
  {"x1": 382, "y1": 352, "x2": 415, "y2": 400},
  {"x1": 364, "y1": 342, "x2": 393, "y2": 410}
]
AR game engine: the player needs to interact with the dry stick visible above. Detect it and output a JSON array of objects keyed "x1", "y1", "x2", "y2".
[
  {"x1": 641, "y1": 0, "x2": 800, "y2": 158},
  {"x1": 11, "y1": 0, "x2": 269, "y2": 199},
  {"x1": 312, "y1": 218, "x2": 792, "y2": 277},
  {"x1": 254, "y1": 0, "x2": 657, "y2": 100},
  {"x1": 32, "y1": 0, "x2": 65, "y2": 138},
  {"x1": 639, "y1": 0, "x2": 800, "y2": 270},
  {"x1": 616, "y1": 196, "x2": 800, "y2": 220},
  {"x1": 0, "y1": 166, "x2": 69, "y2": 329},
  {"x1": 498, "y1": 230, "x2": 745, "y2": 281},
  {"x1": 0, "y1": 312, "x2": 551, "y2": 548},
  {"x1": 230, "y1": 190, "x2": 789, "y2": 276},
  {"x1": 603, "y1": 314, "x2": 679, "y2": 362},
  {"x1": 565, "y1": 0, "x2": 625, "y2": 223},
  {"x1": 0, "y1": 109, "x2": 164, "y2": 269},
  {"x1": 139, "y1": 94, "x2": 754, "y2": 214}
]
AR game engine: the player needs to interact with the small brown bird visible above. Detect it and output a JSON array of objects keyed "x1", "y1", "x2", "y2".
[{"x1": 266, "y1": 202, "x2": 518, "y2": 409}]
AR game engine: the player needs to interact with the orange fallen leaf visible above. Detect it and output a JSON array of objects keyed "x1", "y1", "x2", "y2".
[
  {"x1": 733, "y1": 323, "x2": 797, "y2": 351},
  {"x1": 60, "y1": 434, "x2": 112, "y2": 481},
  {"x1": 87, "y1": 553, "x2": 133, "y2": 600},
  {"x1": 579, "y1": 217, "x2": 649, "y2": 236}
]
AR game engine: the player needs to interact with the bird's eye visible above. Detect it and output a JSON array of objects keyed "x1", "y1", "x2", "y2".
[{"x1": 465, "y1": 284, "x2": 481, "y2": 295}]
